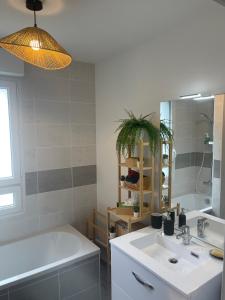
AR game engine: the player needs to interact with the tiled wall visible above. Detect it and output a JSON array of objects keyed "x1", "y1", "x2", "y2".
[
  {"x1": 0, "y1": 61, "x2": 96, "y2": 241},
  {"x1": 172, "y1": 100, "x2": 213, "y2": 197},
  {"x1": 0, "y1": 255, "x2": 100, "y2": 300}
]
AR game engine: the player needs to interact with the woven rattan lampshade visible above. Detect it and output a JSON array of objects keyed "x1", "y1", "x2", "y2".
[{"x1": 0, "y1": 26, "x2": 72, "y2": 70}]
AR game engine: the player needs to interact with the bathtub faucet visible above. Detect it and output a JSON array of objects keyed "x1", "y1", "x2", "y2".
[{"x1": 197, "y1": 217, "x2": 209, "y2": 238}]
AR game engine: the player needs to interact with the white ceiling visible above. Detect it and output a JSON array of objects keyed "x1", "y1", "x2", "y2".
[{"x1": 0, "y1": 0, "x2": 223, "y2": 63}]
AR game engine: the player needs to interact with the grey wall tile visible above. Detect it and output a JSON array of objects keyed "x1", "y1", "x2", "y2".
[
  {"x1": 25, "y1": 165, "x2": 97, "y2": 195},
  {"x1": 71, "y1": 125, "x2": 96, "y2": 147},
  {"x1": 9, "y1": 274, "x2": 59, "y2": 300},
  {"x1": 72, "y1": 165, "x2": 96, "y2": 187},
  {"x1": 25, "y1": 172, "x2": 38, "y2": 195},
  {"x1": 35, "y1": 101, "x2": 69, "y2": 124},
  {"x1": 194, "y1": 152, "x2": 203, "y2": 167},
  {"x1": 65, "y1": 285, "x2": 100, "y2": 300},
  {"x1": 195, "y1": 152, "x2": 212, "y2": 168},
  {"x1": 204, "y1": 153, "x2": 213, "y2": 168},
  {"x1": 70, "y1": 81, "x2": 95, "y2": 103},
  {"x1": 69, "y1": 103, "x2": 95, "y2": 124},
  {"x1": 0, "y1": 289, "x2": 8, "y2": 300},
  {"x1": 36, "y1": 124, "x2": 70, "y2": 147},
  {"x1": 69, "y1": 61, "x2": 94, "y2": 83},
  {"x1": 9, "y1": 271, "x2": 58, "y2": 292},
  {"x1": 59, "y1": 257, "x2": 99, "y2": 299},
  {"x1": 214, "y1": 160, "x2": 221, "y2": 178},
  {"x1": 38, "y1": 168, "x2": 72, "y2": 193},
  {"x1": 71, "y1": 146, "x2": 96, "y2": 167},
  {"x1": 37, "y1": 147, "x2": 71, "y2": 171},
  {"x1": 175, "y1": 152, "x2": 213, "y2": 169},
  {"x1": 175, "y1": 153, "x2": 191, "y2": 169},
  {"x1": 34, "y1": 76, "x2": 70, "y2": 102},
  {"x1": 190, "y1": 152, "x2": 196, "y2": 166}
]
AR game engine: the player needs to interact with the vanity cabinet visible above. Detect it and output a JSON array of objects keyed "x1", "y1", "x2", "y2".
[{"x1": 111, "y1": 245, "x2": 221, "y2": 300}]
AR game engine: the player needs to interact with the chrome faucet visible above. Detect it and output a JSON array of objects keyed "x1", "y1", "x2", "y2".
[
  {"x1": 197, "y1": 217, "x2": 209, "y2": 238},
  {"x1": 176, "y1": 225, "x2": 192, "y2": 245}
]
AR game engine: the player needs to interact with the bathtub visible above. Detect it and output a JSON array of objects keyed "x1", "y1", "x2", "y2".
[
  {"x1": 172, "y1": 193, "x2": 212, "y2": 212},
  {"x1": 0, "y1": 225, "x2": 100, "y2": 300}
]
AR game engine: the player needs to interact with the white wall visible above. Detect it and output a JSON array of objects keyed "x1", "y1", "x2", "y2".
[
  {"x1": 0, "y1": 49, "x2": 24, "y2": 76},
  {"x1": 95, "y1": 5, "x2": 225, "y2": 212}
]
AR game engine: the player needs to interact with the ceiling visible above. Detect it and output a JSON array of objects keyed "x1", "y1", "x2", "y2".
[{"x1": 0, "y1": 0, "x2": 223, "y2": 63}]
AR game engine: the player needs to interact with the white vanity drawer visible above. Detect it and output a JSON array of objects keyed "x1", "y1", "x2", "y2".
[
  {"x1": 111, "y1": 246, "x2": 187, "y2": 300},
  {"x1": 112, "y1": 282, "x2": 132, "y2": 300}
]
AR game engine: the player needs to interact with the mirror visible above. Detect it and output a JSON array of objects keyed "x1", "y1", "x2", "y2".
[{"x1": 160, "y1": 97, "x2": 215, "y2": 214}]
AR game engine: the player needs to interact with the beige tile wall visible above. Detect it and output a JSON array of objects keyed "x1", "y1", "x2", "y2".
[{"x1": 0, "y1": 61, "x2": 96, "y2": 242}]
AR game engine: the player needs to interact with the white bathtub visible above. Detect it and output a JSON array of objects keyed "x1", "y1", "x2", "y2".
[
  {"x1": 172, "y1": 193, "x2": 212, "y2": 212},
  {"x1": 0, "y1": 224, "x2": 99, "y2": 289}
]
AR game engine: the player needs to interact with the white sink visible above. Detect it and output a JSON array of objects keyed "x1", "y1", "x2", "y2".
[
  {"x1": 130, "y1": 232, "x2": 210, "y2": 275},
  {"x1": 187, "y1": 215, "x2": 225, "y2": 249},
  {"x1": 111, "y1": 224, "x2": 223, "y2": 296}
]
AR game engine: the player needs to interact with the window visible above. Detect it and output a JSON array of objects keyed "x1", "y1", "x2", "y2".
[
  {"x1": 160, "y1": 101, "x2": 171, "y2": 125},
  {"x1": 0, "y1": 81, "x2": 21, "y2": 215}
]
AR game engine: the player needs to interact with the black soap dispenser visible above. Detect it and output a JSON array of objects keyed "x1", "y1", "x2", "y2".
[
  {"x1": 179, "y1": 208, "x2": 186, "y2": 228},
  {"x1": 163, "y1": 212, "x2": 174, "y2": 236}
]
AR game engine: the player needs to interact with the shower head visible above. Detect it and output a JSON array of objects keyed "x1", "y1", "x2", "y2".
[{"x1": 200, "y1": 113, "x2": 213, "y2": 127}]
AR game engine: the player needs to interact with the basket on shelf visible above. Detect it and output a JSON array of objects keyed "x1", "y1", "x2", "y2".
[
  {"x1": 125, "y1": 157, "x2": 140, "y2": 168},
  {"x1": 123, "y1": 175, "x2": 151, "y2": 191}
]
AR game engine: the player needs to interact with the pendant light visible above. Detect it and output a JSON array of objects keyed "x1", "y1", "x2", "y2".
[{"x1": 0, "y1": 0, "x2": 72, "y2": 70}]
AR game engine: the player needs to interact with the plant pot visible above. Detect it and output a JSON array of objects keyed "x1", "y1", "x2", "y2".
[
  {"x1": 133, "y1": 212, "x2": 139, "y2": 218},
  {"x1": 163, "y1": 158, "x2": 169, "y2": 166},
  {"x1": 109, "y1": 232, "x2": 117, "y2": 239}
]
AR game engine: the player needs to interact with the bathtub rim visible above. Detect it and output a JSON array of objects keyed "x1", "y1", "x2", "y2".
[
  {"x1": 0, "y1": 224, "x2": 100, "y2": 290},
  {"x1": 172, "y1": 192, "x2": 212, "y2": 212}
]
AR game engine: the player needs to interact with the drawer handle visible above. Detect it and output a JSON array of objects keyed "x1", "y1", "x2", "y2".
[{"x1": 132, "y1": 272, "x2": 154, "y2": 290}]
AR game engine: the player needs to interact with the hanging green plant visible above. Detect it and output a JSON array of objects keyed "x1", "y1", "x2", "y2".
[
  {"x1": 115, "y1": 110, "x2": 160, "y2": 156},
  {"x1": 160, "y1": 120, "x2": 174, "y2": 143}
]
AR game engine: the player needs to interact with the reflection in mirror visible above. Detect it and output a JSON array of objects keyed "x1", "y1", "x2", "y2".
[{"x1": 160, "y1": 98, "x2": 214, "y2": 214}]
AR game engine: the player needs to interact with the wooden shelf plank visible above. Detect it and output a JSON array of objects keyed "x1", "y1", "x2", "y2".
[
  {"x1": 107, "y1": 207, "x2": 151, "y2": 224},
  {"x1": 119, "y1": 185, "x2": 152, "y2": 194},
  {"x1": 119, "y1": 163, "x2": 152, "y2": 170},
  {"x1": 162, "y1": 164, "x2": 172, "y2": 168}
]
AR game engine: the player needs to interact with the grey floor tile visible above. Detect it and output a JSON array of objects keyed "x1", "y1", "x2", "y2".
[{"x1": 100, "y1": 261, "x2": 111, "y2": 300}]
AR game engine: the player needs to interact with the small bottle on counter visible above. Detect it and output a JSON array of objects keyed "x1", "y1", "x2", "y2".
[
  {"x1": 163, "y1": 212, "x2": 174, "y2": 236},
  {"x1": 168, "y1": 209, "x2": 175, "y2": 223},
  {"x1": 179, "y1": 208, "x2": 186, "y2": 228}
]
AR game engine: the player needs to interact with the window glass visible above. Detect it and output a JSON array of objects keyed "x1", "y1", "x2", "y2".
[
  {"x1": 0, "y1": 193, "x2": 14, "y2": 208},
  {"x1": 0, "y1": 88, "x2": 13, "y2": 179},
  {"x1": 0, "y1": 82, "x2": 21, "y2": 215}
]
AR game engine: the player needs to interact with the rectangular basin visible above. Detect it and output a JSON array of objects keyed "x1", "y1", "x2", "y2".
[{"x1": 130, "y1": 233, "x2": 209, "y2": 275}]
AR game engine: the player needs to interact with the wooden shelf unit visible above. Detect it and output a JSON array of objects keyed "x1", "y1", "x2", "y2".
[{"x1": 107, "y1": 139, "x2": 155, "y2": 234}]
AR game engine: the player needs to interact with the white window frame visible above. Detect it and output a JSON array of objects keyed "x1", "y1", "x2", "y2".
[{"x1": 0, "y1": 80, "x2": 22, "y2": 215}]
